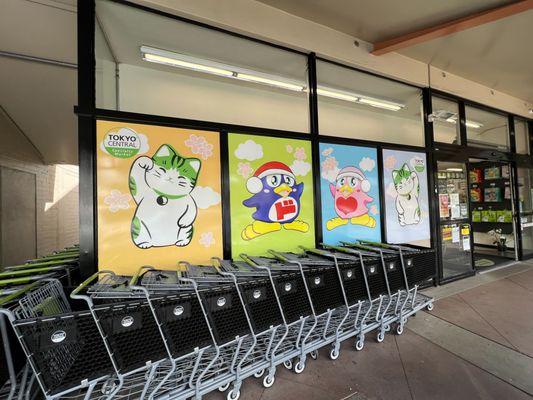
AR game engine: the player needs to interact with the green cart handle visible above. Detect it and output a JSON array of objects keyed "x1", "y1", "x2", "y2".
[
  {"x1": 0, "y1": 281, "x2": 41, "y2": 307},
  {"x1": 267, "y1": 249, "x2": 289, "y2": 262},
  {"x1": 70, "y1": 270, "x2": 115, "y2": 300},
  {"x1": 6, "y1": 258, "x2": 77, "y2": 271},
  {"x1": 239, "y1": 253, "x2": 258, "y2": 267},
  {"x1": 0, "y1": 265, "x2": 68, "y2": 279},
  {"x1": 130, "y1": 265, "x2": 159, "y2": 286}
]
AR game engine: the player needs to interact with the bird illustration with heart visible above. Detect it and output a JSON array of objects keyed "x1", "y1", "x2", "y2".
[{"x1": 326, "y1": 166, "x2": 376, "y2": 230}]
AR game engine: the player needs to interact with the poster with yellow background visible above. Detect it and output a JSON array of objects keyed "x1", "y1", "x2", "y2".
[{"x1": 96, "y1": 120, "x2": 222, "y2": 275}]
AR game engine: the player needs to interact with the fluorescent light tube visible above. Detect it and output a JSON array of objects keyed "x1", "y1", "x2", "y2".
[
  {"x1": 445, "y1": 116, "x2": 483, "y2": 129},
  {"x1": 236, "y1": 73, "x2": 305, "y2": 92},
  {"x1": 446, "y1": 168, "x2": 463, "y2": 172},
  {"x1": 316, "y1": 88, "x2": 359, "y2": 102},
  {"x1": 142, "y1": 53, "x2": 233, "y2": 77},
  {"x1": 358, "y1": 97, "x2": 404, "y2": 111}
]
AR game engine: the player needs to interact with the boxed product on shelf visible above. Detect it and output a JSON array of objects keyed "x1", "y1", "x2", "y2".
[
  {"x1": 469, "y1": 168, "x2": 482, "y2": 183},
  {"x1": 484, "y1": 166, "x2": 500, "y2": 180},
  {"x1": 501, "y1": 165, "x2": 510, "y2": 179},
  {"x1": 496, "y1": 210, "x2": 513, "y2": 223},
  {"x1": 484, "y1": 187, "x2": 502, "y2": 202},
  {"x1": 504, "y1": 185, "x2": 511, "y2": 200},
  {"x1": 470, "y1": 187, "x2": 482, "y2": 202},
  {"x1": 472, "y1": 210, "x2": 482, "y2": 222},
  {"x1": 481, "y1": 209, "x2": 497, "y2": 222}
]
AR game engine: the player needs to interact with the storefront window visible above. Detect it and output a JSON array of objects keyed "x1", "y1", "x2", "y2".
[
  {"x1": 95, "y1": 20, "x2": 117, "y2": 110},
  {"x1": 317, "y1": 61, "x2": 424, "y2": 146},
  {"x1": 431, "y1": 96, "x2": 460, "y2": 145},
  {"x1": 95, "y1": 0, "x2": 310, "y2": 133},
  {"x1": 515, "y1": 118, "x2": 529, "y2": 154},
  {"x1": 465, "y1": 106, "x2": 509, "y2": 150}
]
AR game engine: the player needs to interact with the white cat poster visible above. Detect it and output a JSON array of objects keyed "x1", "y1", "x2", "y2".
[
  {"x1": 96, "y1": 120, "x2": 223, "y2": 275},
  {"x1": 383, "y1": 149, "x2": 431, "y2": 246}
]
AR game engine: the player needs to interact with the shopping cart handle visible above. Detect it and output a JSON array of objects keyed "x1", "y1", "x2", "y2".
[
  {"x1": 0, "y1": 281, "x2": 41, "y2": 307},
  {"x1": 267, "y1": 249, "x2": 288, "y2": 261},
  {"x1": 239, "y1": 254, "x2": 257, "y2": 267},
  {"x1": 130, "y1": 265, "x2": 156, "y2": 286},
  {"x1": 70, "y1": 270, "x2": 115, "y2": 299}
]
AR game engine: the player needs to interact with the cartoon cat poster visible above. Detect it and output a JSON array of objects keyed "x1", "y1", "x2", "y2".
[
  {"x1": 228, "y1": 134, "x2": 315, "y2": 256},
  {"x1": 96, "y1": 121, "x2": 223, "y2": 275},
  {"x1": 383, "y1": 149, "x2": 430, "y2": 245},
  {"x1": 319, "y1": 143, "x2": 381, "y2": 245}
]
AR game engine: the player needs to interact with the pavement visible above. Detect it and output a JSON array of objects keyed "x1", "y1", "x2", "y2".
[{"x1": 206, "y1": 261, "x2": 533, "y2": 400}]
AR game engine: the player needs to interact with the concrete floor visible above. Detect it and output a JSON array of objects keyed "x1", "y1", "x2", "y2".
[{"x1": 207, "y1": 261, "x2": 533, "y2": 400}]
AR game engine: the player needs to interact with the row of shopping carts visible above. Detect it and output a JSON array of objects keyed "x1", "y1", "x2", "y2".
[
  {"x1": 0, "y1": 245, "x2": 79, "y2": 400},
  {"x1": 0, "y1": 242, "x2": 435, "y2": 400}
]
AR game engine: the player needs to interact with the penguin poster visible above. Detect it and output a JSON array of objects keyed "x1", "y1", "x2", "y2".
[
  {"x1": 319, "y1": 143, "x2": 381, "y2": 245},
  {"x1": 228, "y1": 133, "x2": 315, "y2": 256}
]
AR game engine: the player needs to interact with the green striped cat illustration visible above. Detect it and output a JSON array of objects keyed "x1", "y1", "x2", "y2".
[
  {"x1": 129, "y1": 144, "x2": 201, "y2": 248},
  {"x1": 392, "y1": 163, "x2": 421, "y2": 226}
]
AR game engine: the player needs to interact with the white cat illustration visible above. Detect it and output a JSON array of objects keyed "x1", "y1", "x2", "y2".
[
  {"x1": 129, "y1": 144, "x2": 201, "y2": 249},
  {"x1": 392, "y1": 163, "x2": 421, "y2": 226}
]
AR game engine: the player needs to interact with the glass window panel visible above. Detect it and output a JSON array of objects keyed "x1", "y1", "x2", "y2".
[
  {"x1": 465, "y1": 106, "x2": 509, "y2": 150},
  {"x1": 515, "y1": 118, "x2": 529, "y2": 154},
  {"x1": 95, "y1": 20, "x2": 117, "y2": 110},
  {"x1": 95, "y1": 0, "x2": 309, "y2": 133},
  {"x1": 431, "y1": 96, "x2": 460, "y2": 145},
  {"x1": 317, "y1": 61, "x2": 424, "y2": 146}
]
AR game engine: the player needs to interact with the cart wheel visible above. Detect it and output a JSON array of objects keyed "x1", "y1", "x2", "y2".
[
  {"x1": 101, "y1": 379, "x2": 118, "y2": 395},
  {"x1": 396, "y1": 324, "x2": 404, "y2": 335},
  {"x1": 218, "y1": 382, "x2": 230, "y2": 392},
  {"x1": 263, "y1": 375, "x2": 275, "y2": 388},
  {"x1": 426, "y1": 302, "x2": 434, "y2": 311},
  {"x1": 294, "y1": 361, "x2": 305, "y2": 374},
  {"x1": 310, "y1": 350, "x2": 318, "y2": 360},
  {"x1": 377, "y1": 330, "x2": 385, "y2": 343},
  {"x1": 355, "y1": 339, "x2": 364, "y2": 351},
  {"x1": 227, "y1": 389, "x2": 240, "y2": 400},
  {"x1": 384, "y1": 325, "x2": 391, "y2": 332},
  {"x1": 283, "y1": 359, "x2": 293, "y2": 370},
  {"x1": 329, "y1": 347, "x2": 339, "y2": 360},
  {"x1": 254, "y1": 369, "x2": 265, "y2": 378}
]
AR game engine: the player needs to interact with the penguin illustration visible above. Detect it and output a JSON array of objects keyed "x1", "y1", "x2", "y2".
[
  {"x1": 242, "y1": 161, "x2": 309, "y2": 240},
  {"x1": 326, "y1": 166, "x2": 376, "y2": 230}
]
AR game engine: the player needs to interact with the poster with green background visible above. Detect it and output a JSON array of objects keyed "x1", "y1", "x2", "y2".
[{"x1": 228, "y1": 133, "x2": 315, "y2": 257}]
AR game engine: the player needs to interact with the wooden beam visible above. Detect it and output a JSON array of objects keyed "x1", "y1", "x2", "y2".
[{"x1": 372, "y1": 0, "x2": 533, "y2": 55}]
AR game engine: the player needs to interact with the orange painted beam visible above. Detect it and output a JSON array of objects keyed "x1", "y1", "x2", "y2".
[{"x1": 372, "y1": 0, "x2": 533, "y2": 55}]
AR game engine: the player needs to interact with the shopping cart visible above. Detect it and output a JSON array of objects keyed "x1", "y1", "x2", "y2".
[
  {"x1": 214, "y1": 258, "x2": 286, "y2": 399},
  {"x1": 71, "y1": 271, "x2": 172, "y2": 400},
  {"x1": 0, "y1": 279, "x2": 117, "y2": 400}
]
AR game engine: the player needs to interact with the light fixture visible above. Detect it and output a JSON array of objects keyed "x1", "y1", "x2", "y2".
[
  {"x1": 140, "y1": 46, "x2": 406, "y2": 111},
  {"x1": 444, "y1": 115, "x2": 483, "y2": 129},
  {"x1": 236, "y1": 73, "x2": 304, "y2": 92},
  {"x1": 316, "y1": 88, "x2": 359, "y2": 102},
  {"x1": 357, "y1": 97, "x2": 404, "y2": 111},
  {"x1": 446, "y1": 168, "x2": 463, "y2": 172},
  {"x1": 141, "y1": 47, "x2": 233, "y2": 77}
]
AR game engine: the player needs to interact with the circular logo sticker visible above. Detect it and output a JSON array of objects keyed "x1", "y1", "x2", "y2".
[
  {"x1": 51, "y1": 330, "x2": 66, "y2": 343},
  {"x1": 173, "y1": 306, "x2": 184, "y2": 316},
  {"x1": 103, "y1": 128, "x2": 141, "y2": 158},
  {"x1": 252, "y1": 289, "x2": 261, "y2": 299},
  {"x1": 216, "y1": 297, "x2": 226, "y2": 307},
  {"x1": 410, "y1": 156, "x2": 425, "y2": 173},
  {"x1": 121, "y1": 316, "x2": 134, "y2": 327}
]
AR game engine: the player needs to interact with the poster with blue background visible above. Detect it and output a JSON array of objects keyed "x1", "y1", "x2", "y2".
[
  {"x1": 382, "y1": 149, "x2": 430, "y2": 246},
  {"x1": 319, "y1": 143, "x2": 381, "y2": 245}
]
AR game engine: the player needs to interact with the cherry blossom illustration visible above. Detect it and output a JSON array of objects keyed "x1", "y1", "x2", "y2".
[
  {"x1": 104, "y1": 190, "x2": 130, "y2": 212},
  {"x1": 384, "y1": 155, "x2": 397, "y2": 170},
  {"x1": 294, "y1": 147, "x2": 307, "y2": 161},
  {"x1": 237, "y1": 162, "x2": 253, "y2": 179},
  {"x1": 370, "y1": 205, "x2": 379, "y2": 215},
  {"x1": 286, "y1": 144, "x2": 293, "y2": 153},
  {"x1": 185, "y1": 134, "x2": 214, "y2": 160},
  {"x1": 321, "y1": 156, "x2": 340, "y2": 182},
  {"x1": 321, "y1": 147, "x2": 333, "y2": 157},
  {"x1": 199, "y1": 231, "x2": 216, "y2": 248}
]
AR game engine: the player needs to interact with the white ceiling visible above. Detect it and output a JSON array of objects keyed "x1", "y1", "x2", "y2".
[
  {"x1": 0, "y1": 0, "x2": 77, "y2": 164},
  {"x1": 257, "y1": 0, "x2": 533, "y2": 102}
]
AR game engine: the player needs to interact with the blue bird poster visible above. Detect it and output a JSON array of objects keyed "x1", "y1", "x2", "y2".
[
  {"x1": 228, "y1": 133, "x2": 315, "y2": 256},
  {"x1": 319, "y1": 143, "x2": 381, "y2": 245},
  {"x1": 382, "y1": 149, "x2": 430, "y2": 246}
]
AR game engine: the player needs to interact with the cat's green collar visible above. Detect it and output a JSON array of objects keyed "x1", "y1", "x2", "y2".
[{"x1": 153, "y1": 189, "x2": 187, "y2": 200}]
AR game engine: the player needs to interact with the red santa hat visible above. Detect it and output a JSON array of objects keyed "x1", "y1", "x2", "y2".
[
  {"x1": 336, "y1": 166, "x2": 371, "y2": 193},
  {"x1": 246, "y1": 161, "x2": 295, "y2": 194}
]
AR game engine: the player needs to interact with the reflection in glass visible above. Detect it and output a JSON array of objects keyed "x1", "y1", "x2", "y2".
[
  {"x1": 465, "y1": 106, "x2": 509, "y2": 150},
  {"x1": 431, "y1": 96, "x2": 460, "y2": 145}
]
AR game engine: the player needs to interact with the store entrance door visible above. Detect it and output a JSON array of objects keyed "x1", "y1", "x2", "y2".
[
  {"x1": 517, "y1": 166, "x2": 533, "y2": 259},
  {"x1": 435, "y1": 155, "x2": 475, "y2": 282},
  {"x1": 468, "y1": 159, "x2": 517, "y2": 269}
]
